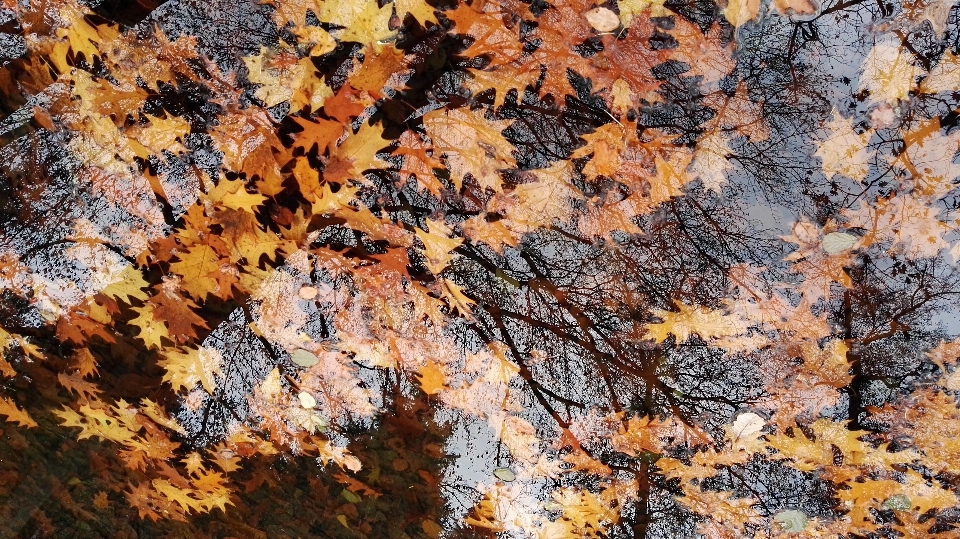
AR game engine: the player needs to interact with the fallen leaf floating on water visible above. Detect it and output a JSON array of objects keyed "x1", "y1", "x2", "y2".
[{"x1": 0, "y1": 0, "x2": 959, "y2": 536}]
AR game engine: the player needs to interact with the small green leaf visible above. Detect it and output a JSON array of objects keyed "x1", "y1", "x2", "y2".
[
  {"x1": 774, "y1": 510, "x2": 808, "y2": 532},
  {"x1": 821, "y1": 232, "x2": 858, "y2": 254},
  {"x1": 882, "y1": 494, "x2": 911, "y2": 512},
  {"x1": 291, "y1": 348, "x2": 319, "y2": 367},
  {"x1": 341, "y1": 489, "x2": 362, "y2": 503},
  {"x1": 493, "y1": 467, "x2": 516, "y2": 482}
]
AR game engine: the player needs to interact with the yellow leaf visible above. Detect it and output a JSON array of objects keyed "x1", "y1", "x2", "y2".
[
  {"x1": 158, "y1": 347, "x2": 222, "y2": 394},
  {"x1": 618, "y1": 0, "x2": 672, "y2": 26},
  {"x1": 334, "y1": 122, "x2": 391, "y2": 179},
  {"x1": 169, "y1": 245, "x2": 224, "y2": 300},
  {"x1": 295, "y1": 26, "x2": 337, "y2": 57},
  {"x1": 50, "y1": 4, "x2": 120, "y2": 73},
  {"x1": 315, "y1": 0, "x2": 394, "y2": 47},
  {"x1": 141, "y1": 398, "x2": 187, "y2": 435},
  {"x1": 645, "y1": 302, "x2": 746, "y2": 343},
  {"x1": 129, "y1": 306, "x2": 170, "y2": 350},
  {"x1": 55, "y1": 404, "x2": 137, "y2": 443},
  {"x1": 243, "y1": 46, "x2": 315, "y2": 109},
  {"x1": 100, "y1": 264, "x2": 149, "y2": 304},
  {"x1": 129, "y1": 115, "x2": 190, "y2": 156},
  {"x1": 838, "y1": 479, "x2": 902, "y2": 525},
  {"x1": 423, "y1": 108, "x2": 515, "y2": 191},
  {"x1": 859, "y1": 36, "x2": 921, "y2": 105},
  {"x1": 207, "y1": 177, "x2": 267, "y2": 213},
  {"x1": 724, "y1": 0, "x2": 761, "y2": 27},
  {"x1": 0, "y1": 396, "x2": 37, "y2": 428},
  {"x1": 416, "y1": 359, "x2": 447, "y2": 395},
  {"x1": 921, "y1": 51, "x2": 960, "y2": 94},
  {"x1": 395, "y1": 0, "x2": 439, "y2": 25},
  {"x1": 441, "y1": 279, "x2": 476, "y2": 317},
  {"x1": 815, "y1": 110, "x2": 871, "y2": 182},
  {"x1": 903, "y1": 470, "x2": 959, "y2": 514},
  {"x1": 416, "y1": 226, "x2": 463, "y2": 274}
]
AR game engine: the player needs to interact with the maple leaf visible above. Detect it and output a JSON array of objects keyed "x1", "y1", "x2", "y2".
[
  {"x1": 147, "y1": 283, "x2": 210, "y2": 341},
  {"x1": 446, "y1": 3, "x2": 524, "y2": 69},
  {"x1": 348, "y1": 46, "x2": 412, "y2": 99},
  {"x1": 98, "y1": 264, "x2": 149, "y2": 304},
  {"x1": 648, "y1": 150, "x2": 697, "y2": 206},
  {"x1": 645, "y1": 302, "x2": 747, "y2": 343},
  {"x1": 509, "y1": 160, "x2": 582, "y2": 228},
  {"x1": 158, "y1": 347, "x2": 223, "y2": 394},
  {"x1": 611, "y1": 415, "x2": 671, "y2": 455},
  {"x1": 843, "y1": 193, "x2": 954, "y2": 259},
  {"x1": 325, "y1": 122, "x2": 392, "y2": 182},
  {"x1": 666, "y1": 20, "x2": 736, "y2": 84},
  {"x1": 688, "y1": 131, "x2": 733, "y2": 192},
  {"x1": 169, "y1": 244, "x2": 234, "y2": 300},
  {"x1": 596, "y1": 17, "x2": 668, "y2": 103},
  {"x1": 859, "y1": 36, "x2": 922, "y2": 105},
  {"x1": 129, "y1": 115, "x2": 191, "y2": 156},
  {"x1": 393, "y1": 130, "x2": 445, "y2": 195},
  {"x1": 702, "y1": 84, "x2": 770, "y2": 141},
  {"x1": 926, "y1": 338, "x2": 960, "y2": 372},
  {"x1": 897, "y1": 0, "x2": 955, "y2": 36},
  {"x1": 314, "y1": 0, "x2": 393, "y2": 46},
  {"x1": 897, "y1": 121, "x2": 960, "y2": 200},
  {"x1": 921, "y1": 51, "x2": 960, "y2": 94},
  {"x1": 815, "y1": 109, "x2": 872, "y2": 182},
  {"x1": 294, "y1": 25, "x2": 337, "y2": 57},
  {"x1": 462, "y1": 215, "x2": 522, "y2": 253},
  {"x1": 245, "y1": 46, "x2": 311, "y2": 108}
]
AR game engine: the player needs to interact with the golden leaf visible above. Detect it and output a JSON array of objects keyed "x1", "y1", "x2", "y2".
[{"x1": 0, "y1": 396, "x2": 37, "y2": 428}]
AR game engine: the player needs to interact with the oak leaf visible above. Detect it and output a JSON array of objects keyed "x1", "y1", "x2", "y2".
[
  {"x1": 129, "y1": 306, "x2": 171, "y2": 350},
  {"x1": 423, "y1": 107, "x2": 515, "y2": 191},
  {"x1": 0, "y1": 396, "x2": 37, "y2": 428}
]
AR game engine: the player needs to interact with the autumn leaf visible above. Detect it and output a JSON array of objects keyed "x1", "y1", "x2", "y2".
[
  {"x1": 724, "y1": 0, "x2": 762, "y2": 27},
  {"x1": 207, "y1": 177, "x2": 267, "y2": 213},
  {"x1": 859, "y1": 36, "x2": 922, "y2": 104},
  {"x1": 815, "y1": 109, "x2": 872, "y2": 182},
  {"x1": 0, "y1": 396, "x2": 37, "y2": 428},
  {"x1": 158, "y1": 347, "x2": 223, "y2": 394},
  {"x1": 645, "y1": 302, "x2": 747, "y2": 343},
  {"x1": 423, "y1": 107, "x2": 515, "y2": 191}
]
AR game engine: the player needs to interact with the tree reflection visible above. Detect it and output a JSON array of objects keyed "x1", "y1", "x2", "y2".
[{"x1": 1, "y1": 0, "x2": 960, "y2": 536}]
